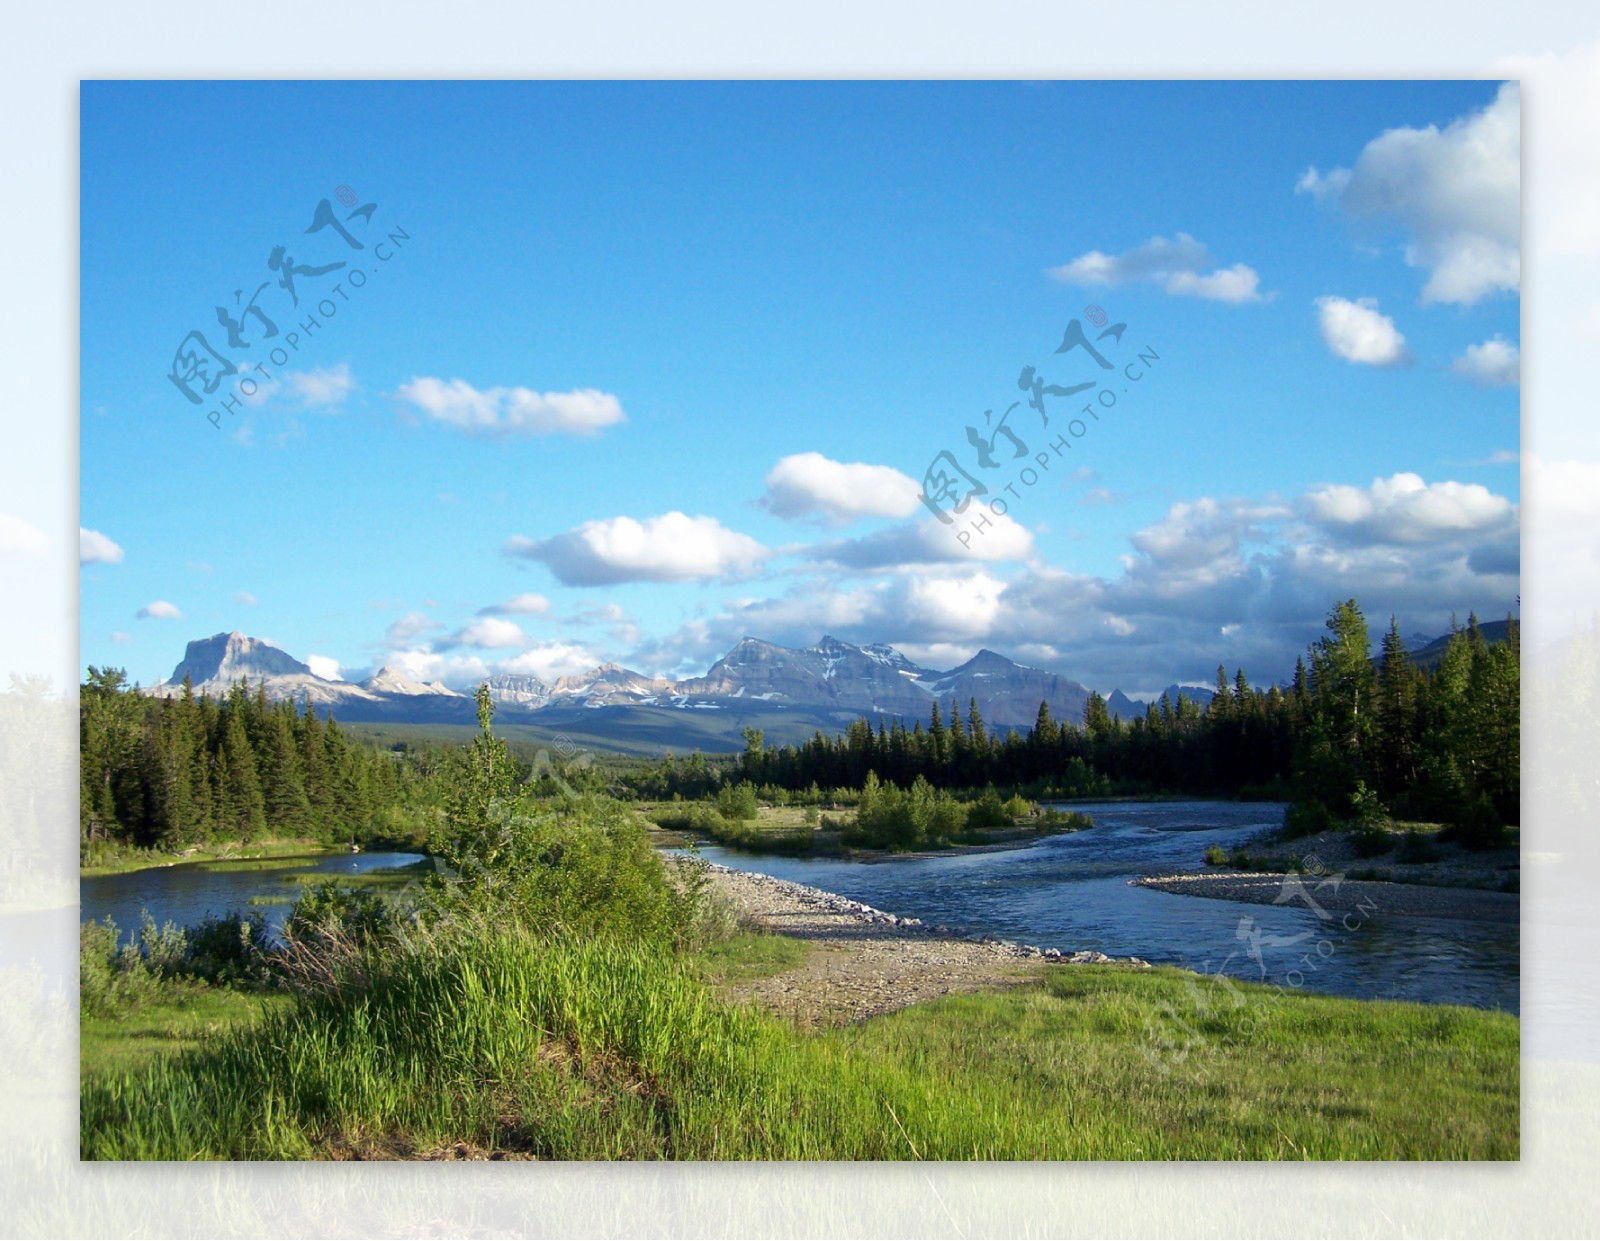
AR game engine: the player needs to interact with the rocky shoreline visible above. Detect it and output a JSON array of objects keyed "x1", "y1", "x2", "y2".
[
  {"x1": 686, "y1": 859, "x2": 1148, "y2": 1025},
  {"x1": 1133, "y1": 870, "x2": 1520, "y2": 923}
]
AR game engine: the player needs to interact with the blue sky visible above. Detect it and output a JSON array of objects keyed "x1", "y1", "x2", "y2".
[{"x1": 80, "y1": 79, "x2": 1520, "y2": 695}]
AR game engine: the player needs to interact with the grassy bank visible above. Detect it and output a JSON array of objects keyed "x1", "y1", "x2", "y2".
[
  {"x1": 80, "y1": 837, "x2": 336, "y2": 878},
  {"x1": 643, "y1": 800, "x2": 1091, "y2": 859},
  {"x1": 81, "y1": 835, "x2": 432, "y2": 879},
  {"x1": 81, "y1": 986, "x2": 293, "y2": 1079},
  {"x1": 81, "y1": 924, "x2": 1518, "y2": 1161}
]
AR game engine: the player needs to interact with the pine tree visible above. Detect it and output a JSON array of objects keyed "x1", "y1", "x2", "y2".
[{"x1": 217, "y1": 706, "x2": 267, "y2": 842}]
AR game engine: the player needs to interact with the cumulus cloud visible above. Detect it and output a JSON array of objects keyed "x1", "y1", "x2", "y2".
[
  {"x1": 478, "y1": 593, "x2": 551, "y2": 617},
  {"x1": 759, "y1": 452, "x2": 924, "y2": 525},
  {"x1": 243, "y1": 364, "x2": 357, "y2": 412},
  {"x1": 306, "y1": 655, "x2": 343, "y2": 681},
  {"x1": 394, "y1": 377, "x2": 625, "y2": 437},
  {"x1": 287, "y1": 364, "x2": 356, "y2": 407},
  {"x1": 1453, "y1": 337, "x2": 1520, "y2": 387},
  {"x1": 78, "y1": 526, "x2": 121, "y2": 564},
  {"x1": 506, "y1": 512, "x2": 768, "y2": 585},
  {"x1": 1298, "y1": 83, "x2": 1519, "y2": 305},
  {"x1": 1047, "y1": 233, "x2": 1267, "y2": 303},
  {"x1": 235, "y1": 591, "x2": 259, "y2": 606},
  {"x1": 625, "y1": 470, "x2": 1519, "y2": 692},
  {"x1": 137, "y1": 600, "x2": 183, "y2": 620},
  {"x1": 495, "y1": 641, "x2": 606, "y2": 683},
  {"x1": 384, "y1": 612, "x2": 442, "y2": 646},
  {"x1": 1303, "y1": 472, "x2": 1517, "y2": 546},
  {"x1": 806, "y1": 511, "x2": 1034, "y2": 570},
  {"x1": 449, "y1": 617, "x2": 529, "y2": 649},
  {"x1": 1314, "y1": 296, "x2": 1410, "y2": 366},
  {"x1": 385, "y1": 648, "x2": 493, "y2": 689}
]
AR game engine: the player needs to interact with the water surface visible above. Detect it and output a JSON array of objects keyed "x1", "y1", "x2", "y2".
[
  {"x1": 80, "y1": 851, "x2": 430, "y2": 945},
  {"x1": 688, "y1": 801, "x2": 1519, "y2": 1013}
]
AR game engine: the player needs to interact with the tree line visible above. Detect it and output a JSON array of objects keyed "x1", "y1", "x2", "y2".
[
  {"x1": 707, "y1": 600, "x2": 1518, "y2": 842},
  {"x1": 79, "y1": 669, "x2": 437, "y2": 852}
]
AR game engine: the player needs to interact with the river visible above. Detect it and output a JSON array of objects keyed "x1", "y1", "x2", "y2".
[
  {"x1": 688, "y1": 800, "x2": 1519, "y2": 1013},
  {"x1": 80, "y1": 851, "x2": 430, "y2": 947}
]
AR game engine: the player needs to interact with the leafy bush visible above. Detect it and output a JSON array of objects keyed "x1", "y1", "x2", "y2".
[
  {"x1": 844, "y1": 773, "x2": 968, "y2": 850},
  {"x1": 715, "y1": 782, "x2": 759, "y2": 822},
  {"x1": 1347, "y1": 782, "x2": 1393, "y2": 856},
  {"x1": 964, "y1": 785, "x2": 1013, "y2": 830},
  {"x1": 1281, "y1": 800, "x2": 1336, "y2": 840},
  {"x1": 1036, "y1": 808, "x2": 1093, "y2": 831},
  {"x1": 431, "y1": 792, "x2": 703, "y2": 947},
  {"x1": 1204, "y1": 844, "x2": 1228, "y2": 867},
  {"x1": 286, "y1": 883, "x2": 392, "y2": 950}
]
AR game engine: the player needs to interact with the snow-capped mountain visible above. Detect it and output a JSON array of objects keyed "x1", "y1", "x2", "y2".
[
  {"x1": 153, "y1": 632, "x2": 384, "y2": 708},
  {"x1": 149, "y1": 631, "x2": 1156, "y2": 742},
  {"x1": 361, "y1": 666, "x2": 465, "y2": 698}
]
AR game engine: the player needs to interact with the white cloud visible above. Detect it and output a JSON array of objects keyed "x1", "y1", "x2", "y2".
[
  {"x1": 1303, "y1": 472, "x2": 1517, "y2": 546},
  {"x1": 235, "y1": 591, "x2": 259, "y2": 606},
  {"x1": 506, "y1": 512, "x2": 768, "y2": 585},
  {"x1": 1313, "y1": 296, "x2": 1410, "y2": 366},
  {"x1": 625, "y1": 463, "x2": 1519, "y2": 691},
  {"x1": 451, "y1": 617, "x2": 529, "y2": 649},
  {"x1": 759, "y1": 452, "x2": 923, "y2": 525},
  {"x1": 287, "y1": 364, "x2": 356, "y2": 407},
  {"x1": 806, "y1": 511, "x2": 1034, "y2": 570},
  {"x1": 306, "y1": 655, "x2": 343, "y2": 681},
  {"x1": 899, "y1": 572, "x2": 1008, "y2": 640},
  {"x1": 1047, "y1": 233, "x2": 1267, "y2": 303},
  {"x1": 1298, "y1": 83, "x2": 1519, "y2": 304},
  {"x1": 394, "y1": 377, "x2": 625, "y2": 437},
  {"x1": 495, "y1": 641, "x2": 605, "y2": 683},
  {"x1": 136, "y1": 600, "x2": 182, "y2": 620},
  {"x1": 77, "y1": 526, "x2": 121, "y2": 564},
  {"x1": 384, "y1": 612, "x2": 441, "y2": 646},
  {"x1": 386, "y1": 648, "x2": 493, "y2": 689},
  {"x1": 1453, "y1": 336, "x2": 1520, "y2": 387},
  {"x1": 479, "y1": 593, "x2": 551, "y2": 617},
  {"x1": 242, "y1": 364, "x2": 357, "y2": 412}
]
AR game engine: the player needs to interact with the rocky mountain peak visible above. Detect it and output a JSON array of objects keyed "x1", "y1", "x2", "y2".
[{"x1": 167, "y1": 631, "x2": 314, "y2": 686}]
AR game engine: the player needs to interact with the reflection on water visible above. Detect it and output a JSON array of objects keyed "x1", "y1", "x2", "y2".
[
  {"x1": 688, "y1": 801, "x2": 1520, "y2": 1014},
  {"x1": 80, "y1": 852, "x2": 430, "y2": 945}
]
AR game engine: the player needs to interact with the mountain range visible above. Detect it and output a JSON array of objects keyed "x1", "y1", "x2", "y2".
[{"x1": 148, "y1": 631, "x2": 1195, "y2": 748}]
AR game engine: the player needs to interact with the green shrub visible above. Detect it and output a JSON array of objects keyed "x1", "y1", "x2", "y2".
[
  {"x1": 964, "y1": 785, "x2": 1012, "y2": 830},
  {"x1": 1204, "y1": 844, "x2": 1228, "y2": 867},
  {"x1": 286, "y1": 884, "x2": 392, "y2": 950},
  {"x1": 715, "y1": 782, "x2": 759, "y2": 822},
  {"x1": 1282, "y1": 801, "x2": 1336, "y2": 840},
  {"x1": 1347, "y1": 782, "x2": 1394, "y2": 857},
  {"x1": 428, "y1": 793, "x2": 703, "y2": 947}
]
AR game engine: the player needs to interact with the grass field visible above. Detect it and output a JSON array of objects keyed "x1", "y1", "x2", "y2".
[{"x1": 80, "y1": 926, "x2": 1518, "y2": 1161}]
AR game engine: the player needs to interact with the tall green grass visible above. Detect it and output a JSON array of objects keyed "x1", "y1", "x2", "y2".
[{"x1": 81, "y1": 921, "x2": 1518, "y2": 1161}]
